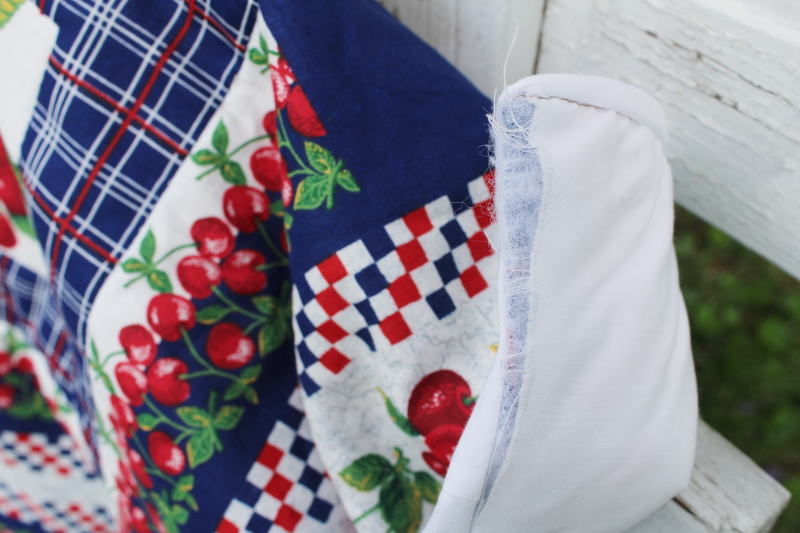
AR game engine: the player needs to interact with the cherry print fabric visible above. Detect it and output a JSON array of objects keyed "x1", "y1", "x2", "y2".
[{"x1": 0, "y1": 0, "x2": 502, "y2": 532}]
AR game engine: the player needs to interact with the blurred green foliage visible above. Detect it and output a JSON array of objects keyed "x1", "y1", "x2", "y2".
[{"x1": 675, "y1": 206, "x2": 799, "y2": 532}]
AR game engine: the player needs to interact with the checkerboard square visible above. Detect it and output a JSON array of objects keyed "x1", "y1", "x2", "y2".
[
  {"x1": 355, "y1": 264, "x2": 389, "y2": 297},
  {"x1": 274, "y1": 504, "x2": 302, "y2": 532},
  {"x1": 307, "y1": 498, "x2": 333, "y2": 523},
  {"x1": 224, "y1": 500, "x2": 255, "y2": 528},
  {"x1": 297, "y1": 342, "x2": 318, "y2": 368},
  {"x1": 255, "y1": 492, "x2": 281, "y2": 519},
  {"x1": 376, "y1": 251, "x2": 405, "y2": 283},
  {"x1": 379, "y1": 312, "x2": 412, "y2": 345},
  {"x1": 316, "y1": 320, "x2": 348, "y2": 343},
  {"x1": 362, "y1": 228, "x2": 395, "y2": 261},
  {"x1": 276, "y1": 451, "x2": 306, "y2": 480},
  {"x1": 318, "y1": 254, "x2": 347, "y2": 285},
  {"x1": 257, "y1": 443, "x2": 283, "y2": 470},
  {"x1": 246, "y1": 513, "x2": 272, "y2": 533},
  {"x1": 460, "y1": 265, "x2": 489, "y2": 297},
  {"x1": 318, "y1": 348, "x2": 351, "y2": 374},
  {"x1": 316, "y1": 287, "x2": 348, "y2": 316},
  {"x1": 388, "y1": 274, "x2": 422, "y2": 308},
  {"x1": 440, "y1": 219, "x2": 468, "y2": 248},
  {"x1": 417, "y1": 229, "x2": 450, "y2": 262},
  {"x1": 403, "y1": 207, "x2": 434, "y2": 237},
  {"x1": 408, "y1": 263, "x2": 443, "y2": 298},
  {"x1": 331, "y1": 275, "x2": 367, "y2": 304},
  {"x1": 295, "y1": 278, "x2": 316, "y2": 305},
  {"x1": 426, "y1": 288, "x2": 456, "y2": 319},
  {"x1": 355, "y1": 328, "x2": 375, "y2": 351},
  {"x1": 354, "y1": 300, "x2": 379, "y2": 326},
  {"x1": 270, "y1": 422, "x2": 299, "y2": 451},
  {"x1": 425, "y1": 195, "x2": 455, "y2": 227},
  {"x1": 434, "y1": 254, "x2": 460, "y2": 285},
  {"x1": 473, "y1": 199, "x2": 494, "y2": 229},
  {"x1": 301, "y1": 299, "x2": 328, "y2": 328},
  {"x1": 336, "y1": 240, "x2": 373, "y2": 273},
  {"x1": 369, "y1": 291, "x2": 398, "y2": 321},
  {"x1": 467, "y1": 231, "x2": 494, "y2": 261},
  {"x1": 300, "y1": 372, "x2": 321, "y2": 396},
  {"x1": 290, "y1": 436, "x2": 314, "y2": 462},
  {"x1": 298, "y1": 467, "x2": 323, "y2": 492},
  {"x1": 248, "y1": 463, "x2": 273, "y2": 489},
  {"x1": 265, "y1": 473, "x2": 293, "y2": 500},
  {"x1": 216, "y1": 517, "x2": 239, "y2": 533},
  {"x1": 396, "y1": 240, "x2": 427, "y2": 272},
  {"x1": 305, "y1": 267, "x2": 329, "y2": 295},
  {"x1": 238, "y1": 483, "x2": 263, "y2": 507},
  {"x1": 469, "y1": 172, "x2": 493, "y2": 203}
]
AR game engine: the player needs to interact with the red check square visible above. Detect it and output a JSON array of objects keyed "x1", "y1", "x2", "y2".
[
  {"x1": 257, "y1": 443, "x2": 284, "y2": 471},
  {"x1": 467, "y1": 231, "x2": 493, "y2": 262},
  {"x1": 396, "y1": 240, "x2": 427, "y2": 272},
  {"x1": 319, "y1": 348, "x2": 351, "y2": 374},
  {"x1": 265, "y1": 473, "x2": 293, "y2": 500},
  {"x1": 318, "y1": 254, "x2": 347, "y2": 285},
  {"x1": 274, "y1": 504, "x2": 303, "y2": 532},
  {"x1": 316, "y1": 287, "x2": 348, "y2": 316},
  {"x1": 460, "y1": 265, "x2": 488, "y2": 297},
  {"x1": 388, "y1": 274, "x2": 422, "y2": 308},
  {"x1": 403, "y1": 207, "x2": 434, "y2": 237},
  {"x1": 379, "y1": 312, "x2": 412, "y2": 345},
  {"x1": 317, "y1": 320, "x2": 348, "y2": 343}
]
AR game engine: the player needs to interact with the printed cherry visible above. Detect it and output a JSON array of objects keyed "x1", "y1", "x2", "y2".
[
  {"x1": 14, "y1": 356, "x2": 33, "y2": 374},
  {"x1": 422, "y1": 423, "x2": 464, "y2": 477},
  {"x1": 0, "y1": 214, "x2": 16, "y2": 248},
  {"x1": 250, "y1": 144, "x2": 287, "y2": 191},
  {"x1": 119, "y1": 325, "x2": 157, "y2": 367},
  {"x1": 130, "y1": 506, "x2": 149, "y2": 533},
  {"x1": 0, "y1": 351, "x2": 11, "y2": 377},
  {"x1": 146, "y1": 357, "x2": 190, "y2": 406},
  {"x1": 127, "y1": 449, "x2": 153, "y2": 489},
  {"x1": 0, "y1": 384, "x2": 14, "y2": 409},
  {"x1": 270, "y1": 57, "x2": 294, "y2": 109},
  {"x1": 206, "y1": 323, "x2": 255, "y2": 369},
  {"x1": 117, "y1": 460, "x2": 138, "y2": 497},
  {"x1": 177, "y1": 254, "x2": 222, "y2": 299},
  {"x1": 148, "y1": 431, "x2": 186, "y2": 476},
  {"x1": 191, "y1": 217, "x2": 235, "y2": 258},
  {"x1": 287, "y1": 85, "x2": 327, "y2": 137},
  {"x1": 145, "y1": 502, "x2": 168, "y2": 533},
  {"x1": 221, "y1": 249, "x2": 267, "y2": 295},
  {"x1": 407, "y1": 370, "x2": 473, "y2": 436},
  {"x1": 110, "y1": 395, "x2": 138, "y2": 437},
  {"x1": 223, "y1": 186, "x2": 270, "y2": 233},
  {"x1": 262, "y1": 110, "x2": 277, "y2": 139},
  {"x1": 147, "y1": 294, "x2": 196, "y2": 342},
  {"x1": 114, "y1": 362, "x2": 148, "y2": 407}
]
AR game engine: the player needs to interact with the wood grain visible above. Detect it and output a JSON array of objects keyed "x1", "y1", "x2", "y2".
[{"x1": 537, "y1": 0, "x2": 800, "y2": 282}]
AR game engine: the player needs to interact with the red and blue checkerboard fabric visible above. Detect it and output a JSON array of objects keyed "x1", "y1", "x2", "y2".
[
  {"x1": 292, "y1": 173, "x2": 495, "y2": 396},
  {"x1": 216, "y1": 388, "x2": 340, "y2": 533}
]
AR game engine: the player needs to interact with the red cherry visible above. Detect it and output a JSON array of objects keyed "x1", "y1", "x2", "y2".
[
  {"x1": 14, "y1": 356, "x2": 33, "y2": 373},
  {"x1": 250, "y1": 144, "x2": 287, "y2": 192},
  {"x1": 0, "y1": 214, "x2": 16, "y2": 248},
  {"x1": 191, "y1": 217, "x2": 235, "y2": 258},
  {"x1": 115, "y1": 362, "x2": 148, "y2": 407},
  {"x1": 223, "y1": 186, "x2": 270, "y2": 233},
  {"x1": 117, "y1": 460, "x2": 138, "y2": 497},
  {"x1": 130, "y1": 506, "x2": 149, "y2": 533},
  {"x1": 0, "y1": 146, "x2": 26, "y2": 216},
  {"x1": 271, "y1": 57, "x2": 294, "y2": 109},
  {"x1": 111, "y1": 395, "x2": 138, "y2": 437},
  {"x1": 146, "y1": 358, "x2": 190, "y2": 406},
  {"x1": 147, "y1": 294, "x2": 196, "y2": 342},
  {"x1": 177, "y1": 255, "x2": 221, "y2": 299},
  {"x1": 147, "y1": 431, "x2": 186, "y2": 476},
  {"x1": 0, "y1": 352, "x2": 11, "y2": 376},
  {"x1": 287, "y1": 85, "x2": 327, "y2": 137},
  {"x1": 206, "y1": 323, "x2": 255, "y2": 370},
  {"x1": 145, "y1": 502, "x2": 168, "y2": 533},
  {"x1": 119, "y1": 325, "x2": 157, "y2": 367},
  {"x1": 127, "y1": 449, "x2": 153, "y2": 489},
  {"x1": 221, "y1": 249, "x2": 267, "y2": 295},
  {"x1": 422, "y1": 423, "x2": 464, "y2": 477},
  {"x1": 407, "y1": 370, "x2": 473, "y2": 436},
  {"x1": 262, "y1": 110, "x2": 277, "y2": 139},
  {"x1": 0, "y1": 384, "x2": 14, "y2": 408}
]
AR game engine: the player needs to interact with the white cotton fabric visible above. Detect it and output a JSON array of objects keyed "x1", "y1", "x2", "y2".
[{"x1": 424, "y1": 74, "x2": 698, "y2": 533}]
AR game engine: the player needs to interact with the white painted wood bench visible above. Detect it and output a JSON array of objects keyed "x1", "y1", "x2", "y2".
[{"x1": 377, "y1": 0, "x2": 795, "y2": 530}]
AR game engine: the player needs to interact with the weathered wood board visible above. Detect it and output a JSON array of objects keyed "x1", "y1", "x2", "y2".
[{"x1": 537, "y1": 0, "x2": 800, "y2": 282}]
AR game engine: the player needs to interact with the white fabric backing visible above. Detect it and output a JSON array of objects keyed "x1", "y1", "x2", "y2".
[{"x1": 424, "y1": 74, "x2": 698, "y2": 533}]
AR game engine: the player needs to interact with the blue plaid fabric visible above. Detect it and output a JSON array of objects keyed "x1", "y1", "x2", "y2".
[
  {"x1": 17, "y1": 0, "x2": 257, "y2": 452},
  {"x1": 21, "y1": 0, "x2": 257, "y2": 349}
]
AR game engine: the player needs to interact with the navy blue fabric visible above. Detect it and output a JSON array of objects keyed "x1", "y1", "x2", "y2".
[{"x1": 259, "y1": 0, "x2": 491, "y2": 274}]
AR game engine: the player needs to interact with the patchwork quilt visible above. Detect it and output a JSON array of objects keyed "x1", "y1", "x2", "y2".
[{"x1": 0, "y1": 1, "x2": 497, "y2": 532}]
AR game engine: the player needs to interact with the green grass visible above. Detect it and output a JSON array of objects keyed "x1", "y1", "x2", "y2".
[{"x1": 675, "y1": 206, "x2": 799, "y2": 532}]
